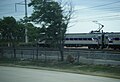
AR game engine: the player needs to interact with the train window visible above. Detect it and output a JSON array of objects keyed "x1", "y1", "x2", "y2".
[
  {"x1": 114, "y1": 38, "x2": 119, "y2": 40},
  {"x1": 78, "y1": 38, "x2": 82, "y2": 40},
  {"x1": 70, "y1": 38, "x2": 74, "y2": 40},
  {"x1": 109, "y1": 41, "x2": 113, "y2": 43},
  {"x1": 88, "y1": 38, "x2": 92, "y2": 40},
  {"x1": 74, "y1": 38, "x2": 78, "y2": 40},
  {"x1": 65, "y1": 38, "x2": 69, "y2": 40},
  {"x1": 83, "y1": 38, "x2": 87, "y2": 40}
]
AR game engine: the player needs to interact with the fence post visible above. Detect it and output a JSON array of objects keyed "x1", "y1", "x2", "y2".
[
  {"x1": 58, "y1": 51, "x2": 59, "y2": 61},
  {"x1": 0, "y1": 48, "x2": 4, "y2": 58},
  {"x1": 32, "y1": 50, "x2": 34, "y2": 60},
  {"x1": 13, "y1": 46, "x2": 16, "y2": 59},
  {"x1": 44, "y1": 49, "x2": 47, "y2": 62},
  {"x1": 21, "y1": 51, "x2": 23, "y2": 59},
  {"x1": 36, "y1": 43, "x2": 38, "y2": 60},
  {"x1": 77, "y1": 51, "x2": 80, "y2": 63}
]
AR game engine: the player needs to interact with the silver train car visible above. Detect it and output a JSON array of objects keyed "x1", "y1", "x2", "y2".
[
  {"x1": 64, "y1": 32, "x2": 120, "y2": 49},
  {"x1": 107, "y1": 33, "x2": 120, "y2": 49},
  {"x1": 38, "y1": 32, "x2": 120, "y2": 49}
]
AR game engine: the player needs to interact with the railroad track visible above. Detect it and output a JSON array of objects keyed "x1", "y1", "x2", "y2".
[
  {"x1": 1, "y1": 47, "x2": 120, "y2": 53},
  {"x1": 64, "y1": 48, "x2": 120, "y2": 54}
]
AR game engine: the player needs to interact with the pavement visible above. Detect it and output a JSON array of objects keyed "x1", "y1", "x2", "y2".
[{"x1": 0, "y1": 66, "x2": 120, "y2": 82}]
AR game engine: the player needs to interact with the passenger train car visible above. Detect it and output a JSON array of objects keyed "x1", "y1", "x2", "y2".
[
  {"x1": 64, "y1": 32, "x2": 120, "y2": 49},
  {"x1": 64, "y1": 33, "x2": 100, "y2": 49},
  {"x1": 38, "y1": 32, "x2": 120, "y2": 49},
  {"x1": 107, "y1": 33, "x2": 120, "y2": 49}
]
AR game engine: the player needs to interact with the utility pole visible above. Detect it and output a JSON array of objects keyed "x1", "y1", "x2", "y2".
[
  {"x1": 15, "y1": 0, "x2": 28, "y2": 43},
  {"x1": 25, "y1": 0, "x2": 28, "y2": 43}
]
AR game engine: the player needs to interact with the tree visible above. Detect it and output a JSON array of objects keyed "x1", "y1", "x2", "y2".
[
  {"x1": 0, "y1": 16, "x2": 25, "y2": 46},
  {"x1": 0, "y1": 16, "x2": 17, "y2": 46},
  {"x1": 27, "y1": 23, "x2": 41, "y2": 42},
  {"x1": 29, "y1": 0, "x2": 73, "y2": 61},
  {"x1": 16, "y1": 21, "x2": 25, "y2": 42},
  {"x1": 0, "y1": 16, "x2": 25, "y2": 59}
]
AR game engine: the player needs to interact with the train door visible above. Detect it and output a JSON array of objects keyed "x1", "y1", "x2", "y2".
[
  {"x1": 104, "y1": 35, "x2": 109, "y2": 48},
  {"x1": 97, "y1": 33, "x2": 108, "y2": 49}
]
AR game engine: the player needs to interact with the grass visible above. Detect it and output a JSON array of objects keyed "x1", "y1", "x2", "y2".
[{"x1": 0, "y1": 59, "x2": 120, "y2": 79}]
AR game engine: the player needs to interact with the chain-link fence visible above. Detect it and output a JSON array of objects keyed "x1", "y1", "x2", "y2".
[{"x1": 1, "y1": 47, "x2": 120, "y2": 65}]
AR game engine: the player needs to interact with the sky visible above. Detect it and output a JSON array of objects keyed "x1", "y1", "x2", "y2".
[{"x1": 0, "y1": 0, "x2": 120, "y2": 33}]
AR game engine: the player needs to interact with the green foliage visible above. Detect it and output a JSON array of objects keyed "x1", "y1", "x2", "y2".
[
  {"x1": 0, "y1": 17, "x2": 17, "y2": 42},
  {"x1": 29, "y1": 0, "x2": 62, "y2": 24},
  {"x1": 28, "y1": 0, "x2": 71, "y2": 48},
  {"x1": 0, "y1": 16, "x2": 25, "y2": 46},
  {"x1": 0, "y1": 16, "x2": 42, "y2": 46},
  {"x1": 29, "y1": 0, "x2": 73, "y2": 61},
  {"x1": 15, "y1": 21, "x2": 25, "y2": 42},
  {"x1": 66, "y1": 55, "x2": 75, "y2": 63},
  {"x1": 27, "y1": 23, "x2": 39, "y2": 42}
]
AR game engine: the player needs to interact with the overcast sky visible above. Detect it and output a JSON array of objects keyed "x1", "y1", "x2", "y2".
[{"x1": 0, "y1": 0, "x2": 120, "y2": 33}]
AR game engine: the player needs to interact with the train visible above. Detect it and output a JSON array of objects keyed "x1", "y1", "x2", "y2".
[
  {"x1": 64, "y1": 32, "x2": 120, "y2": 49},
  {"x1": 38, "y1": 32, "x2": 120, "y2": 50}
]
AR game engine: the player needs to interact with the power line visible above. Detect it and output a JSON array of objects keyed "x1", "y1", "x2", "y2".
[
  {"x1": 14, "y1": 0, "x2": 29, "y2": 43},
  {"x1": 81, "y1": 15, "x2": 120, "y2": 20},
  {"x1": 75, "y1": 0, "x2": 120, "y2": 11},
  {"x1": 72, "y1": 1, "x2": 120, "y2": 20},
  {"x1": 70, "y1": 14, "x2": 120, "y2": 23},
  {"x1": 74, "y1": 10, "x2": 120, "y2": 22}
]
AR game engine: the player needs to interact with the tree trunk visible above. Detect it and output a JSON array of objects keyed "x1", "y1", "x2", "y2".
[
  {"x1": 59, "y1": 40, "x2": 64, "y2": 61},
  {"x1": 36, "y1": 44, "x2": 38, "y2": 60},
  {"x1": 60, "y1": 48, "x2": 64, "y2": 61},
  {"x1": 0, "y1": 48, "x2": 4, "y2": 58},
  {"x1": 13, "y1": 45, "x2": 16, "y2": 59}
]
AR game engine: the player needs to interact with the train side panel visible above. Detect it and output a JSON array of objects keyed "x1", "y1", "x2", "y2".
[
  {"x1": 107, "y1": 33, "x2": 120, "y2": 49},
  {"x1": 65, "y1": 33, "x2": 100, "y2": 48}
]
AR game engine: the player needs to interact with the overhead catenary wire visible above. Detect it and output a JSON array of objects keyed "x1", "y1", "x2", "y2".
[
  {"x1": 71, "y1": 0, "x2": 120, "y2": 22},
  {"x1": 74, "y1": 0, "x2": 120, "y2": 11},
  {"x1": 73, "y1": 0, "x2": 120, "y2": 17},
  {"x1": 0, "y1": 0, "x2": 120, "y2": 22},
  {"x1": 70, "y1": 13, "x2": 120, "y2": 23}
]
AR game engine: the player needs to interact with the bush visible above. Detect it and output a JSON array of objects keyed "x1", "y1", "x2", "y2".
[{"x1": 66, "y1": 55, "x2": 75, "y2": 63}]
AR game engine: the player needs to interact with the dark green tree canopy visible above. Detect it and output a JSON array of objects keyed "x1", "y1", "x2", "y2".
[
  {"x1": 0, "y1": 16, "x2": 25, "y2": 43},
  {"x1": 0, "y1": 17, "x2": 17, "y2": 41},
  {"x1": 29, "y1": 0, "x2": 63, "y2": 26},
  {"x1": 28, "y1": 0, "x2": 72, "y2": 44},
  {"x1": 29, "y1": 0, "x2": 73, "y2": 60},
  {"x1": 0, "y1": 16, "x2": 46, "y2": 47}
]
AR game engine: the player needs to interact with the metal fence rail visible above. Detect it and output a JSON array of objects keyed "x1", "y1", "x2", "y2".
[{"x1": 1, "y1": 47, "x2": 120, "y2": 65}]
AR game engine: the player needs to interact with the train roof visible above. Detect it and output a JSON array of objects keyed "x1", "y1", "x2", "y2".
[
  {"x1": 104, "y1": 32, "x2": 120, "y2": 34},
  {"x1": 66, "y1": 32, "x2": 120, "y2": 35}
]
